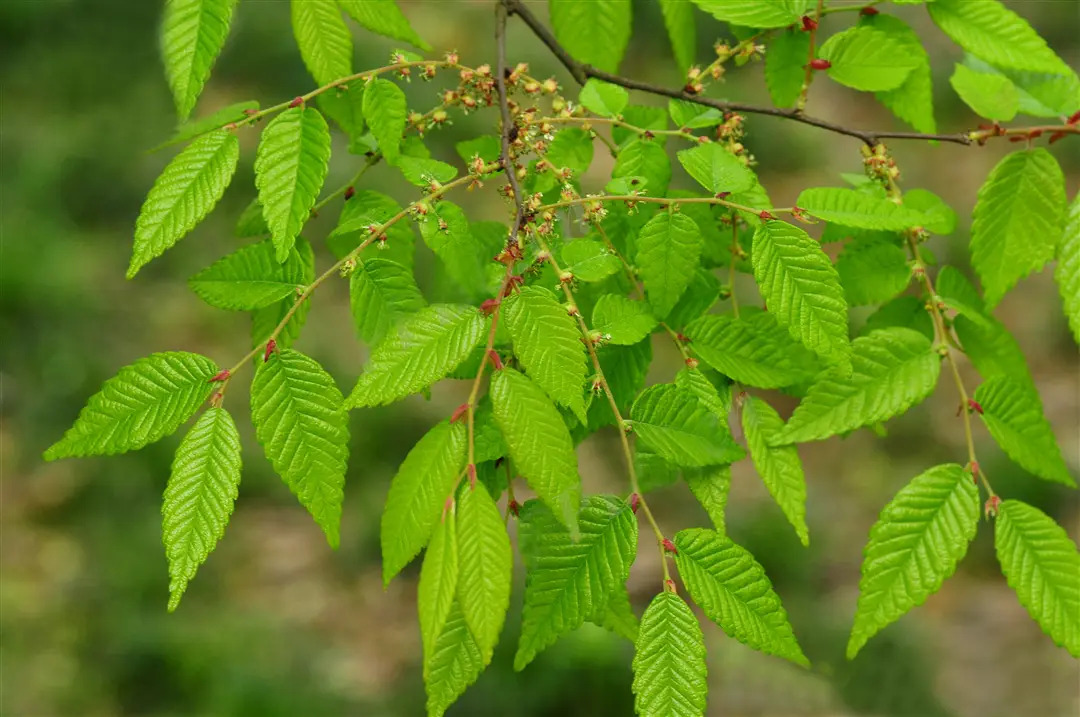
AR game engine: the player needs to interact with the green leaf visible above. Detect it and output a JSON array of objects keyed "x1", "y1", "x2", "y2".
[
  {"x1": 665, "y1": 269, "x2": 721, "y2": 329},
  {"x1": 337, "y1": 0, "x2": 430, "y2": 50},
  {"x1": 630, "y1": 384, "x2": 743, "y2": 468},
  {"x1": 668, "y1": 100, "x2": 724, "y2": 130},
  {"x1": 689, "y1": 0, "x2": 810, "y2": 29},
  {"x1": 129, "y1": 130, "x2": 239, "y2": 277},
  {"x1": 752, "y1": 220, "x2": 851, "y2": 367},
  {"x1": 685, "y1": 466, "x2": 731, "y2": 534},
  {"x1": 1057, "y1": 194, "x2": 1080, "y2": 345},
  {"x1": 235, "y1": 197, "x2": 269, "y2": 238},
  {"x1": 419, "y1": 202, "x2": 498, "y2": 298},
  {"x1": 637, "y1": 210, "x2": 704, "y2": 319},
  {"x1": 381, "y1": 421, "x2": 465, "y2": 584},
  {"x1": 424, "y1": 601, "x2": 484, "y2": 717},
  {"x1": 549, "y1": 0, "x2": 632, "y2": 73},
  {"x1": 774, "y1": 328, "x2": 941, "y2": 445},
  {"x1": 797, "y1": 187, "x2": 926, "y2": 231},
  {"x1": 318, "y1": 83, "x2": 367, "y2": 154},
  {"x1": 591, "y1": 584, "x2": 640, "y2": 642},
  {"x1": 613, "y1": 139, "x2": 671, "y2": 196},
  {"x1": 456, "y1": 136, "x2": 501, "y2": 164},
  {"x1": 330, "y1": 189, "x2": 415, "y2": 267},
  {"x1": 903, "y1": 188, "x2": 957, "y2": 236},
  {"x1": 685, "y1": 313, "x2": 818, "y2": 389},
  {"x1": 561, "y1": 239, "x2": 621, "y2": 282},
  {"x1": 515, "y1": 496, "x2": 637, "y2": 670},
  {"x1": 161, "y1": 0, "x2": 237, "y2": 120},
  {"x1": 162, "y1": 407, "x2": 241, "y2": 611},
  {"x1": 394, "y1": 156, "x2": 458, "y2": 187},
  {"x1": 456, "y1": 482, "x2": 513, "y2": 661},
  {"x1": 349, "y1": 258, "x2": 425, "y2": 346},
  {"x1": 819, "y1": 25, "x2": 921, "y2": 91},
  {"x1": 928, "y1": 0, "x2": 1070, "y2": 75},
  {"x1": 189, "y1": 238, "x2": 305, "y2": 310},
  {"x1": 419, "y1": 506, "x2": 458, "y2": 665},
  {"x1": 971, "y1": 149, "x2": 1065, "y2": 307},
  {"x1": 963, "y1": 56, "x2": 1080, "y2": 119},
  {"x1": 579, "y1": 79, "x2": 628, "y2": 118},
  {"x1": 504, "y1": 287, "x2": 588, "y2": 422},
  {"x1": 251, "y1": 238, "x2": 314, "y2": 351},
  {"x1": 675, "y1": 368, "x2": 731, "y2": 423},
  {"x1": 863, "y1": 296, "x2": 934, "y2": 342},
  {"x1": 545, "y1": 129, "x2": 594, "y2": 177},
  {"x1": 591, "y1": 295, "x2": 657, "y2": 346},
  {"x1": 950, "y1": 63, "x2": 1019, "y2": 121},
  {"x1": 975, "y1": 377, "x2": 1075, "y2": 487},
  {"x1": 674, "y1": 528, "x2": 809, "y2": 666},
  {"x1": 614, "y1": 106, "x2": 670, "y2": 147},
  {"x1": 251, "y1": 349, "x2": 349, "y2": 548},
  {"x1": 633, "y1": 592, "x2": 708, "y2": 717},
  {"x1": 835, "y1": 234, "x2": 911, "y2": 307},
  {"x1": 955, "y1": 314, "x2": 1034, "y2": 389},
  {"x1": 587, "y1": 341, "x2": 652, "y2": 431},
  {"x1": 659, "y1": 0, "x2": 696, "y2": 73},
  {"x1": 363, "y1": 78, "x2": 407, "y2": 163},
  {"x1": 45, "y1": 352, "x2": 218, "y2": 460},
  {"x1": 152, "y1": 100, "x2": 259, "y2": 153},
  {"x1": 846, "y1": 464, "x2": 979, "y2": 659},
  {"x1": 995, "y1": 500, "x2": 1080, "y2": 658},
  {"x1": 291, "y1": 0, "x2": 352, "y2": 86},
  {"x1": 742, "y1": 397, "x2": 809, "y2": 546},
  {"x1": 491, "y1": 368, "x2": 582, "y2": 534},
  {"x1": 676, "y1": 143, "x2": 755, "y2": 195},
  {"x1": 765, "y1": 29, "x2": 811, "y2": 108},
  {"x1": 870, "y1": 14, "x2": 937, "y2": 134},
  {"x1": 346, "y1": 304, "x2": 487, "y2": 408},
  {"x1": 254, "y1": 106, "x2": 332, "y2": 262}
]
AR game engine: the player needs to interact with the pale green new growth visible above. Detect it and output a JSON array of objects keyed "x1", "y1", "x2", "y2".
[
  {"x1": 632, "y1": 592, "x2": 708, "y2": 717},
  {"x1": 291, "y1": 0, "x2": 352, "y2": 86},
  {"x1": 189, "y1": 238, "x2": 307, "y2": 310},
  {"x1": 742, "y1": 397, "x2": 809, "y2": 546},
  {"x1": 161, "y1": 0, "x2": 237, "y2": 120},
  {"x1": 636, "y1": 210, "x2": 704, "y2": 319}
]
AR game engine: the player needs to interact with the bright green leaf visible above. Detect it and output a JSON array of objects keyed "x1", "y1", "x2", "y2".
[
  {"x1": 903, "y1": 188, "x2": 957, "y2": 235},
  {"x1": 561, "y1": 239, "x2": 621, "y2": 282},
  {"x1": 659, "y1": 0, "x2": 696, "y2": 73},
  {"x1": 630, "y1": 384, "x2": 743, "y2": 467},
  {"x1": 676, "y1": 143, "x2": 755, "y2": 195},
  {"x1": 1057, "y1": 194, "x2": 1080, "y2": 345},
  {"x1": 637, "y1": 210, "x2": 704, "y2": 319},
  {"x1": 549, "y1": 0, "x2": 631, "y2": 72},
  {"x1": 836, "y1": 235, "x2": 911, "y2": 307},
  {"x1": 950, "y1": 63, "x2": 1019, "y2": 121},
  {"x1": 337, "y1": 0, "x2": 431, "y2": 50},
  {"x1": 291, "y1": 0, "x2": 352, "y2": 86},
  {"x1": 394, "y1": 156, "x2": 458, "y2": 187},
  {"x1": 579, "y1": 79, "x2": 629, "y2": 118},
  {"x1": 456, "y1": 482, "x2": 513, "y2": 661},
  {"x1": 189, "y1": 238, "x2": 305, "y2": 310},
  {"x1": 424, "y1": 602, "x2": 484, "y2": 717},
  {"x1": 592, "y1": 294, "x2": 657, "y2": 346},
  {"x1": 928, "y1": 0, "x2": 1070, "y2": 75},
  {"x1": 685, "y1": 465, "x2": 731, "y2": 534},
  {"x1": 685, "y1": 313, "x2": 818, "y2": 389},
  {"x1": 819, "y1": 25, "x2": 921, "y2": 91},
  {"x1": 161, "y1": 0, "x2": 237, "y2": 120},
  {"x1": 349, "y1": 258, "x2": 425, "y2": 346},
  {"x1": 613, "y1": 139, "x2": 671, "y2": 196},
  {"x1": 797, "y1": 187, "x2": 927, "y2": 231},
  {"x1": 866, "y1": 13, "x2": 937, "y2": 133},
  {"x1": 363, "y1": 78, "x2": 407, "y2": 163},
  {"x1": 689, "y1": 0, "x2": 810, "y2": 29},
  {"x1": 742, "y1": 397, "x2": 809, "y2": 546},
  {"x1": 251, "y1": 238, "x2": 314, "y2": 351},
  {"x1": 419, "y1": 506, "x2": 458, "y2": 665},
  {"x1": 766, "y1": 29, "x2": 811, "y2": 108},
  {"x1": 632, "y1": 592, "x2": 708, "y2": 717}
]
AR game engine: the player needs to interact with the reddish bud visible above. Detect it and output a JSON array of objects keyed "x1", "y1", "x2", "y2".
[
  {"x1": 968, "y1": 461, "x2": 981, "y2": 483},
  {"x1": 442, "y1": 495, "x2": 454, "y2": 520},
  {"x1": 479, "y1": 298, "x2": 500, "y2": 316},
  {"x1": 808, "y1": 59, "x2": 832, "y2": 71},
  {"x1": 715, "y1": 191, "x2": 731, "y2": 200},
  {"x1": 984, "y1": 494, "x2": 1001, "y2": 519},
  {"x1": 860, "y1": 6, "x2": 879, "y2": 15},
  {"x1": 450, "y1": 403, "x2": 469, "y2": 423},
  {"x1": 263, "y1": 338, "x2": 277, "y2": 362},
  {"x1": 344, "y1": 186, "x2": 355, "y2": 201},
  {"x1": 967, "y1": 399, "x2": 984, "y2": 415},
  {"x1": 209, "y1": 369, "x2": 231, "y2": 383},
  {"x1": 508, "y1": 499, "x2": 520, "y2": 517},
  {"x1": 800, "y1": 15, "x2": 818, "y2": 31},
  {"x1": 684, "y1": 357, "x2": 699, "y2": 369},
  {"x1": 759, "y1": 210, "x2": 775, "y2": 220},
  {"x1": 288, "y1": 96, "x2": 304, "y2": 108},
  {"x1": 1068, "y1": 110, "x2": 1080, "y2": 125},
  {"x1": 467, "y1": 463, "x2": 477, "y2": 489},
  {"x1": 663, "y1": 578, "x2": 677, "y2": 594},
  {"x1": 1049, "y1": 131, "x2": 1068, "y2": 144},
  {"x1": 487, "y1": 349, "x2": 504, "y2": 371},
  {"x1": 662, "y1": 538, "x2": 678, "y2": 554},
  {"x1": 630, "y1": 493, "x2": 640, "y2": 514},
  {"x1": 1008, "y1": 136, "x2": 1027, "y2": 143},
  {"x1": 502, "y1": 274, "x2": 525, "y2": 296},
  {"x1": 676, "y1": 333, "x2": 690, "y2": 343}
]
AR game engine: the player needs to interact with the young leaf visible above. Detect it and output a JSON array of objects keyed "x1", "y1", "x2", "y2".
[
  {"x1": 579, "y1": 79, "x2": 629, "y2": 118},
  {"x1": 349, "y1": 258, "x2": 425, "y2": 346},
  {"x1": 363, "y1": 78, "x2": 407, "y2": 163},
  {"x1": 796, "y1": 187, "x2": 926, "y2": 231},
  {"x1": 291, "y1": 0, "x2": 352, "y2": 86},
  {"x1": 549, "y1": 0, "x2": 632, "y2": 73},
  {"x1": 503, "y1": 287, "x2": 588, "y2": 422},
  {"x1": 665, "y1": 269, "x2": 721, "y2": 330},
  {"x1": 251, "y1": 237, "x2": 315, "y2": 351},
  {"x1": 613, "y1": 139, "x2": 671, "y2": 196},
  {"x1": 685, "y1": 313, "x2": 818, "y2": 389},
  {"x1": 636, "y1": 210, "x2": 704, "y2": 319},
  {"x1": 632, "y1": 592, "x2": 708, "y2": 717},
  {"x1": 995, "y1": 500, "x2": 1080, "y2": 658},
  {"x1": 689, "y1": 0, "x2": 810, "y2": 29},
  {"x1": 676, "y1": 143, "x2": 755, "y2": 195},
  {"x1": 254, "y1": 106, "x2": 332, "y2": 262},
  {"x1": 251, "y1": 349, "x2": 349, "y2": 548},
  {"x1": 561, "y1": 239, "x2": 620, "y2": 282},
  {"x1": 928, "y1": 0, "x2": 1070, "y2": 75},
  {"x1": 545, "y1": 128, "x2": 595, "y2": 177},
  {"x1": 318, "y1": 83, "x2": 367, "y2": 153},
  {"x1": 742, "y1": 397, "x2": 809, "y2": 546},
  {"x1": 766, "y1": 29, "x2": 811, "y2": 108},
  {"x1": 337, "y1": 0, "x2": 431, "y2": 51},
  {"x1": 161, "y1": 0, "x2": 237, "y2": 120},
  {"x1": 630, "y1": 384, "x2": 743, "y2": 468},
  {"x1": 162, "y1": 406, "x2": 241, "y2": 611},
  {"x1": 490, "y1": 368, "x2": 582, "y2": 534},
  {"x1": 394, "y1": 156, "x2": 458, "y2": 187},
  {"x1": 189, "y1": 238, "x2": 306, "y2": 310},
  {"x1": 45, "y1": 352, "x2": 218, "y2": 460},
  {"x1": 424, "y1": 602, "x2": 484, "y2": 717},
  {"x1": 419, "y1": 507, "x2": 458, "y2": 665},
  {"x1": 835, "y1": 235, "x2": 912, "y2": 307},
  {"x1": 674, "y1": 528, "x2": 809, "y2": 666},
  {"x1": 675, "y1": 368, "x2": 731, "y2": 424},
  {"x1": 971, "y1": 149, "x2": 1065, "y2": 307},
  {"x1": 1056, "y1": 194, "x2": 1080, "y2": 344},
  {"x1": 752, "y1": 220, "x2": 851, "y2": 367},
  {"x1": 419, "y1": 202, "x2": 498, "y2": 298},
  {"x1": 381, "y1": 421, "x2": 466, "y2": 584},
  {"x1": 685, "y1": 466, "x2": 731, "y2": 534},
  {"x1": 591, "y1": 295, "x2": 658, "y2": 346},
  {"x1": 974, "y1": 377, "x2": 1075, "y2": 487},
  {"x1": 515, "y1": 496, "x2": 637, "y2": 670},
  {"x1": 456, "y1": 482, "x2": 513, "y2": 662},
  {"x1": 865, "y1": 13, "x2": 937, "y2": 134},
  {"x1": 950, "y1": 63, "x2": 1019, "y2": 121},
  {"x1": 903, "y1": 188, "x2": 957, "y2": 236},
  {"x1": 346, "y1": 304, "x2": 487, "y2": 408},
  {"x1": 774, "y1": 328, "x2": 941, "y2": 445},
  {"x1": 818, "y1": 25, "x2": 921, "y2": 92},
  {"x1": 668, "y1": 101, "x2": 723, "y2": 130},
  {"x1": 658, "y1": 0, "x2": 696, "y2": 74},
  {"x1": 129, "y1": 130, "x2": 240, "y2": 277},
  {"x1": 846, "y1": 464, "x2": 979, "y2": 659}
]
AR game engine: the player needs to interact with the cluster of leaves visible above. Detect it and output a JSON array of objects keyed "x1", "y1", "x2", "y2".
[{"x1": 47, "y1": 0, "x2": 1078, "y2": 715}]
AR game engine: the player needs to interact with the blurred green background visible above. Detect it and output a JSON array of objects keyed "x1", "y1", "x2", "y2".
[{"x1": 2, "y1": 1, "x2": 1078, "y2": 715}]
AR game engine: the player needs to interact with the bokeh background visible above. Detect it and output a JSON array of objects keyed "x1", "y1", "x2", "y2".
[{"x1": 2, "y1": 1, "x2": 1078, "y2": 715}]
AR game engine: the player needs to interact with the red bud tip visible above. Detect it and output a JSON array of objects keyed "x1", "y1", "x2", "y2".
[
  {"x1": 263, "y1": 339, "x2": 277, "y2": 362},
  {"x1": 676, "y1": 333, "x2": 690, "y2": 343},
  {"x1": 442, "y1": 495, "x2": 454, "y2": 520},
  {"x1": 479, "y1": 298, "x2": 500, "y2": 316},
  {"x1": 344, "y1": 186, "x2": 355, "y2": 201},
  {"x1": 209, "y1": 369, "x2": 231, "y2": 383},
  {"x1": 508, "y1": 499, "x2": 520, "y2": 517},
  {"x1": 630, "y1": 493, "x2": 640, "y2": 514},
  {"x1": 288, "y1": 96, "x2": 304, "y2": 108},
  {"x1": 967, "y1": 399, "x2": 984, "y2": 415},
  {"x1": 1049, "y1": 131, "x2": 1068, "y2": 144},
  {"x1": 663, "y1": 578, "x2": 677, "y2": 594},
  {"x1": 715, "y1": 191, "x2": 731, "y2": 199},
  {"x1": 860, "y1": 6, "x2": 879, "y2": 15},
  {"x1": 243, "y1": 108, "x2": 259, "y2": 116},
  {"x1": 1008, "y1": 136, "x2": 1026, "y2": 143},
  {"x1": 984, "y1": 494, "x2": 1001, "y2": 519},
  {"x1": 809, "y1": 59, "x2": 832, "y2": 71},
  {"x1": 467, "y1": 463, "x2": 477, "y2": 489},
  {"x1": 487, "y1": 349, "x2": 504, "y2": 371},
  {"x1": 759, "y1": 210, "x2": 775, "y2": 220},
  {"x1": 1068, "y1": 110, "x2": 1080, "y2": 125},
  {"x1": 967, "y1": 461, "x2": 980, "y2": 483},
  {"x1": 800, "y1": 15, "x2": 818, "y2": 31},
  {"x1": 450, "y1": 403, "x2": 469, "y2": 423},
  {"x1": 502, "y1": 275, "x2": 524, "y2": 297},
  {"x1": 662, "y1": 538, "x2": 678, "y2": 554},
  {"x1": 684, "y1": 357, "x2": 699, "y2": 369}
]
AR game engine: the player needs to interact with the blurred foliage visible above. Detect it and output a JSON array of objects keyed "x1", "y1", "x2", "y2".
[{"x1": 2, "y1": 1, "x2": 1077, "y2": 715}]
